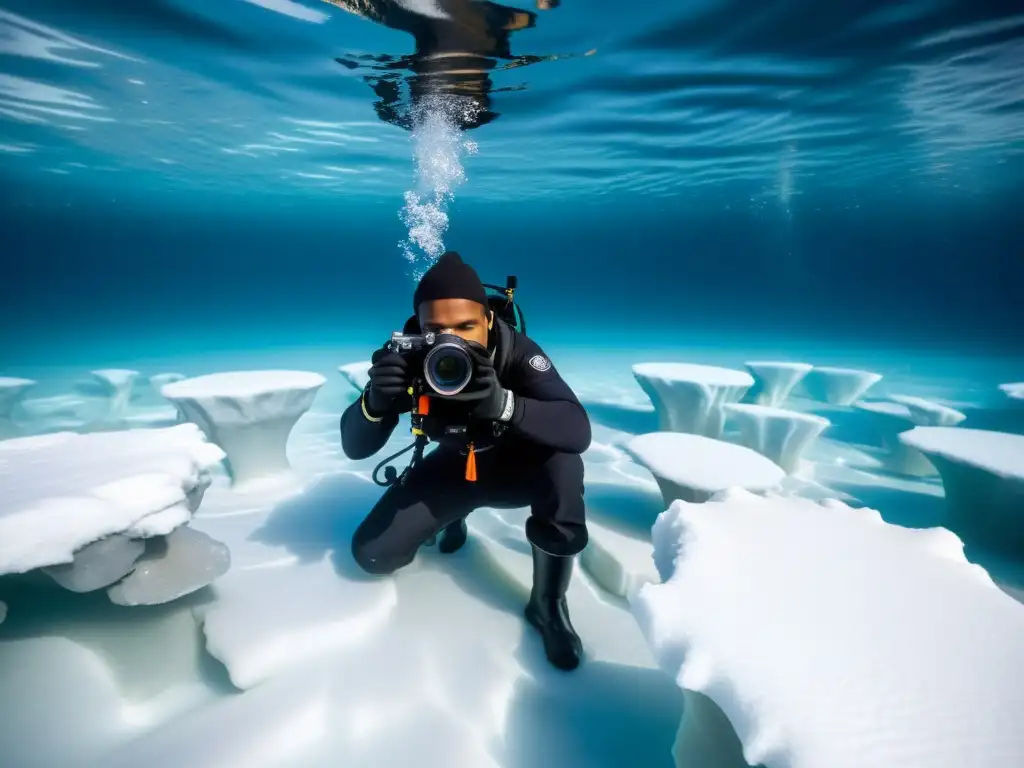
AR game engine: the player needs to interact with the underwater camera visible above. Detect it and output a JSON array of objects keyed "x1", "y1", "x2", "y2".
[{"x1": 387, "y1": 331, "x2": 476, "y2": 397}]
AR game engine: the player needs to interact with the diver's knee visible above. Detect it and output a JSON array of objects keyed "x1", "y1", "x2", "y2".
[
  {"x1": 351, "y1": 539, "x2": 402, "y2": 576},
  {"x1": 543, "y1": 450, "x2": 585, "y2": 483}
]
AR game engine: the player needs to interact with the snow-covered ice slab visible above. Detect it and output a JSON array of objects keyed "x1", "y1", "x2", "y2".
[
  {"x1": 632, "y1": 363, "x2": 753, "y2": 439},
  {"x1": 91, "y1": 368, "x2": 140, "y2": 419},
  {"x1": 631, "y1": 489, "x2": 1024, "y2": 768},
  {"x1": 161, "y1": 370, "x2": 326, "y2": 487},
  {"x1": 0, "y1": 424, "x2": 225, "y2": 576},
  {"x1": 724, "y1": 403, "x2": 829, "y2": 474},
  {"x1": 624, "y1": 432, "x2": 785, "y2": 505},
  {"x1": 42, "y1": 534, "x2": 145, "y2": 593},
  {"x1": 900, "y1": 427, "x2": 1024, "y2": 553},
  {"x1": 108, "y1": 526, "x2": 230, "y2": 606},
  {"x1": 337, "y1": 361, "x2": 371, "y2": 393},
  {"x1": 742, "y1": 362, "x2": 812, "y2": 407},
  {"x1": 802, "y1": 366, "x2": 882, "y2": 406}
]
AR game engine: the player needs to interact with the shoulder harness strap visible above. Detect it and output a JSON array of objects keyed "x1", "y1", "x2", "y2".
[{"x1": 492, "y1": 316, "x2": 515, "y2": 381}]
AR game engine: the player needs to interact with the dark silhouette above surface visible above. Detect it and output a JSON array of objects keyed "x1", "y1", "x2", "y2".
[{"x1": 321, "y1": 0, "x2": 570, "y2": 129}]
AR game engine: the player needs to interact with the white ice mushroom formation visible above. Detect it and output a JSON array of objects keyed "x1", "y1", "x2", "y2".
[
  {"x1": 855, "y1": 397, "x2": 967, "y2": 476},
  {"x1": 899, "y1": 427, "x2": 1024, "y2": 553},
  {"x1": 90, "y1": 368, "x2": 140, "y2": 420},
  {"x1": 161, "y1": 370, "x2": 326, "y2": 487},
  {"x1": 150, "y1": 373, "x2": 186, "y2": 391},
  {"x1": 630, "y1": 489, "x2": 1024, "y2": 768},
  {"x1": 150, "y1": 372, "x2": 188, "y2": 422},
  {"x1": 801, "y1": 366, "x2": 882, "y2": 406},
  {"x1": 624, "y1": 432, "x2": 785, "y2": 505},
  {"x1": 723, "y1": 403, "x2": 830, "y2": 474},
  {"x1": 632, "y1": 363, "x2": 754, "y2": 439},
  {"x1": 999, "y1": 382, "x2": 1024, "y2": 402},
  {"x1": 0, "y1": 424, "x2": 229, "y2": 604},
  {"x1": 337, "y1": 361, "x2": 372, "y2": 393},
  {"x1": 0, "y1": 376, "x2": 37, "y2": 435},
  {"x1": 741, "y1": 361, "x2": 812, "y2": 407},
  {"x1": 889, "y1": 394, "x2": 968, "y2": 427}
]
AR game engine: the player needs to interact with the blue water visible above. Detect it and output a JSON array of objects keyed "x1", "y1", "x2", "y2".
[
  {"x1": 1, "y1": 3, "x2": 1023, "y2": 767},
  {"x1": 0, "y1": 0, "x2": 1021, "y2": 365}
]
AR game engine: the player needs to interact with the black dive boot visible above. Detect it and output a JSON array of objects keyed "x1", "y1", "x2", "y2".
[
  {"x1": 524, "y1": 544, "x2": 583, "y2": 671},
  {"x1": 438, "y1": 518, "x2": 468, "y2": 554}
]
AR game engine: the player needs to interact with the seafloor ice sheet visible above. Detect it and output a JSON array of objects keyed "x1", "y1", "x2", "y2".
[{"x1": 2, "y1": 346, "x2": 1022, "y2": 768}]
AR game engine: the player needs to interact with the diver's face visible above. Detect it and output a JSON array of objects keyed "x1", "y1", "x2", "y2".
[{"x1": 418, "y1": 299, "x2": 491, "y2": 348}]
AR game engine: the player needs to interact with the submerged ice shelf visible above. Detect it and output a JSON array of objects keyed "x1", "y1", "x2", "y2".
[{"x1": 631, "y1": 489, "x2": 1024, "y2": 768}]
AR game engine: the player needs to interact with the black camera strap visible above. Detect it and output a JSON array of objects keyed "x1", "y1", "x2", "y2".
[{"x1": 372, "y1": 433, "x2": 429, "y2": 487}]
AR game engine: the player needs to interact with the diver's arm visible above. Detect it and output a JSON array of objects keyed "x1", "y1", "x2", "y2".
[
  {"x1": 503, "y1": 337, "x2": 592, "y2": 454},
  {"x1": 339, "y1": 388, "x2": 402, "y2": 460}
]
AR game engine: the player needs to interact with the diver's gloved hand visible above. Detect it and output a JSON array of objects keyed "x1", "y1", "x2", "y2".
[
  {"x1": 451, "y1": 345, "x2": 515, "y2": 423},
  {"x1": 365, "y1": 345, "x2": 412, "y2": 415}
]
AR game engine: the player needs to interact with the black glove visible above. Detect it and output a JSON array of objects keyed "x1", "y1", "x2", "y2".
[
  {"x1": 365, "y1": 345, "x2": 412, "y2": 415},
  {"x1": 449, "y1": 344, "x2": 515, "y2": 423}
]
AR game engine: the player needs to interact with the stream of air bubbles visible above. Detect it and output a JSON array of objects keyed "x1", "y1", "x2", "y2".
[{"x1": 399, "y1": 93, "x2": 480, "y2": 280}]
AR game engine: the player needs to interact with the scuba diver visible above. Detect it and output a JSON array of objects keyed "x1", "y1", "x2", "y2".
[
  {"x1": 320, "y1": 0, "x2": 562, "y2": 130},
  {"x1": 339, "y1": 251, "x2": 591, "y2": 671}
]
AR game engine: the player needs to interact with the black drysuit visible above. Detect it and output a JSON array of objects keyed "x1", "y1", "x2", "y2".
[{"x1": 339, "y1": 318, "x2": 591, "y2": 573}]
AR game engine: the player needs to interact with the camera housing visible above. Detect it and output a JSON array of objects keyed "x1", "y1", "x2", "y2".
[{"x1": 388, "y1": 331, "x2": 475, "y2": 397}]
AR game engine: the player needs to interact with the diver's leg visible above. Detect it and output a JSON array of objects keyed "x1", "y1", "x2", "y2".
[
  {"x1": 350, "y1": 448, "x2": 480, "y2": 575},
  {"x1": 522, "y1": 451, "x2": 588, "y2": 671},
  {"x1": 437, "y1": 517, "x2": 469, "y2": 554}
]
